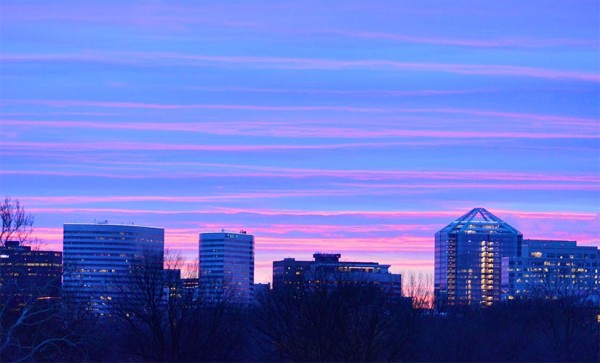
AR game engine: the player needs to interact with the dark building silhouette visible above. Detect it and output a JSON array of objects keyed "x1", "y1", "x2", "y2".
[
  {"x1": 435, "y1": 208, "x2": 522, "y2": 309},
  {"x1": 502, "y1": 239, "x2": 600, "y2": 299},
  {"x1": 164, "y1": 268, "x2": 183, "y2": 302},
  {"x1": 182, "y1": 277, "x2": 199, "y2": 289},
  {"x1": 254, "y1": 282, "x2": 271, "y2": 298},
  {"x1": 272, "y1": 253, "x2": 402, "y2": 297},
  {"x1": 180, "y1": 277, "x2": 198, "y2": 300},
  {"x1": 0, "y1": 241, "x2": 62, "y2": 309}
]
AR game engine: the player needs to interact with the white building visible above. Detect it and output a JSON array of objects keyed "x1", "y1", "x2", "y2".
[
  {"x1": 199, "y1": 231, "x2": 254, "y2": 304},
  {"x1": 63, "y1": 223, "x2": 164, "y2": 312}
]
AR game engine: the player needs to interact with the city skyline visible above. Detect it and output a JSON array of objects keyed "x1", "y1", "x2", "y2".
[
  {"x1": 1, "y1": 1, "x2": 599, "y2": 284},
  {"x1": 2, "y1": 205, "x2": 597, "y2": 284}
]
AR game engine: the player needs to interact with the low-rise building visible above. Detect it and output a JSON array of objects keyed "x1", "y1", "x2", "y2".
[
  {"x1": 273, "y1": 253, "x2": 402, "y2": 297},
  {"x1": 0, "y1": 241, "x2": 62, "y2": 309},
  {"x1": 502, "y1": 239, "x2": 599, "y2": 300}
]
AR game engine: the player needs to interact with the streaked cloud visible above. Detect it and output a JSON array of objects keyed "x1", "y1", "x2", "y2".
[
  {"x1": 320, "y1": 30, "x2": 600, "y2": 49},
  {"x1": 1, "y1": 1, "x2": 598, "y2": 284},
  {"x1": 2, "y1": 52, "x2": 598, "y2": 82}
]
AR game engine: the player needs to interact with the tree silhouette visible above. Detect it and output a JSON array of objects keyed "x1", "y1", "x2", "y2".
[
  {"x1": 108, "y1": 250, "x2": 249, "y2": 362},
  {"x1": 1, "y1": 198, "x2": 35, "y2": 247}
]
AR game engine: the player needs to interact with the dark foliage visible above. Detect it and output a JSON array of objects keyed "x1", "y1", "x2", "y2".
[
  {"x1": 254, "y1": 284, "x2": 418, "y2": 362},
  {"x1": 3, "y1": 285, "x2": 599, "y2": 362}
]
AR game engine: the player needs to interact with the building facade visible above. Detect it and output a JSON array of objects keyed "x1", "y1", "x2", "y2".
[
  {"x1": 0, "y1": 241, "x2": 62, "y2": 309},
  {"x1": 272, "y1": 253, "x2": 402, "y2": 297},
  {"x1": 63, "y1": 223, "x2": 164, "y2": 312},
  {"x1": 199, "y1": 231, "x2": 254, "y2": 303},
  {"x1": 502, "y1": 239, "x2": 599, "y2": 299},
  {"x1": 435, "y1": 208, "x2": 522, "y2": 308}
]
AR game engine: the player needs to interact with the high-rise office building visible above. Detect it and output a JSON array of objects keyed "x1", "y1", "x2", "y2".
[
  {"x1": 63, "y1": 223, "x2": 164, "y2": 312},
  {"x1": 272, "y1": 253, "x2": 402, "y2": 297},
  {"x1": 502, "y1": 239, "x2": 599, "y2": 299},
  {"x1": 0, "y1": 241, "x2": 62, "y2": 309},
  {"x1": 435, "y1": 208, "x2": 522, "y2": 308},
  {"x1": 199, "y1": 231, "x2": 254, "y2": 303}
]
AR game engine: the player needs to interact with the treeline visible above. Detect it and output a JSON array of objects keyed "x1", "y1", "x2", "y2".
[{"x1": 2, "y1": 283, "x2": 599, "y2": 362}]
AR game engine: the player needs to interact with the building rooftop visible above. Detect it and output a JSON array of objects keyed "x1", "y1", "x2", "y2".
[
  {"x1": 64, "y1": 222, "x2": 164, "y2": 230},
  {"x1": 438, "y1": 207, "x2": 521, "y2": 235}
]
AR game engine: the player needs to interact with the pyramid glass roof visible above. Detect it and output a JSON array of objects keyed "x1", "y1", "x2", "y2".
[{"x1": 438, "y1": 207, "x2": 521, "y2": 235}]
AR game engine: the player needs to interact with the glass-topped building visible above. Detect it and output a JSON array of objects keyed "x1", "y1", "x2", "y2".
[{"x1": 435, "y1": 208, "x2": 522, "y2": 309}]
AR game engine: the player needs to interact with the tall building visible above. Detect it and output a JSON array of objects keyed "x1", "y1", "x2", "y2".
[
  {"x1": 63, "y1": 223, "x2": 164, "y2": 312},
  {"x1": 272, "y1": 253, "x2": 402, "y2": 297},
  {"x1": 0, "y1": 241, "x2": 62, "y2": 309},
  {"x1": 502, "y1": 239, "x2": 599, "y2": 299},
  {"x1": 199, "y1": 231, "x2": 254, "y2": 303},
  {"x1": 435, "y1": 208, "x2": 522, "y2": 309}
]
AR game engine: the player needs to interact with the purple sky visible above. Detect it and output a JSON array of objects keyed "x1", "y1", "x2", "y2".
[{"x1": 1, "y1": 1, "x2": 599, "y2": 283}]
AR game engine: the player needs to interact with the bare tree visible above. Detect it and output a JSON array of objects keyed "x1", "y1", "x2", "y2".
[
  {"x1": 255, "y1": 283, "x2": 419, "y2": 362},
  {"x1": 0, "y1": 277, "x2": 97, "y2": 362},
  {"x1": 0, "y1": 199, "x2": 100, "y2": 361},
  {"x1": 183, "y1": 256, "x2": 199, "y2": 279},
  {"x1": 109, "y1": 250, "x2": 248, "y2": 362},
  {"x1": 403, "y1": 272, "x2": 434, "y2": 310},
  {"x1": 0, "y1": 198, "x2": 35, "y2": 246}
]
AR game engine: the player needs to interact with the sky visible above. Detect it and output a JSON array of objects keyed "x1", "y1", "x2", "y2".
[{"x1": 1, "y1": 1, "x2": 599, "y2": 283}]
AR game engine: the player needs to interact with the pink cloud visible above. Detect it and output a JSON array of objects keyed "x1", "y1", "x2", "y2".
[
  {"x1": 3, "y1": 102, "x2": 596, "y2": 127},
  {"x1": 255, "y1": 236, "x2": 432, "y2": 252},
  {"x1": 323, "y1": 30, "x2": 600, "y2": 49},
  {"x1": 186, "y1": 86, "x2": 483, "y2": 97},
  {"x1": 496, "y1": 209, "x2": 599, "y2": 221},
  {"x1": 2, "y1": 118, "x2": 596, "y2": 139},
  {"x1": 16, "y1": 190, "x2": 375, "y2": 205},
  {"x1": 2, "y1": 52, "x2": 598, "y2": 82},
  {"x1": 24, "y1": 206, "x2": 598, "y2": 222},
  {"x1": 0, "y1": 140, "x2": 461, "y2": 153},
  {"x1": 337, "y1": 182, "x2": 598, "y2": 192},
  {"x1": 4, "y1": 166, "x2": 598, "y2": 185},
  {"x1": 125, "y1": 53, "x2": 600, "y2": 82}
]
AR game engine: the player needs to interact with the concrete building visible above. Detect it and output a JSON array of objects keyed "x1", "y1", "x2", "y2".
[
  {"x1": 0, "y1": 241, "x2": 62, "y2": 309},
  {"x1": 272, "y1": 253, "x2": 402, "y2": 297},
  {"x1": 435, "y1": 208, "x2": 522, "y2": 309},
  {"x1": 502, "y1": 239, "x2": 599, "y2": 299},
  {"x1": 63, "y1": 223, "x2": 164, "y2": 312},
  {"x1": 199, "y1": 231, "x2": 254, "y2": 304}
]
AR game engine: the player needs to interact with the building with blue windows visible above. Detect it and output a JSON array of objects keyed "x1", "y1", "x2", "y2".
[
  {"x1": 62, "y1": 223, "x2": 164, "y2": 312},
  {"x1": 435, "y1": 208, "x2": 522, "y2": 309},
  {"x1": 199, "y1": 231, "x2": 254, "y2": 304},
  {"x1": 502, "y1": 239, "x2": 599, "y2": 299}
]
